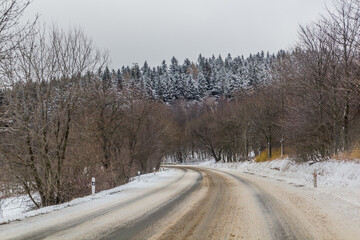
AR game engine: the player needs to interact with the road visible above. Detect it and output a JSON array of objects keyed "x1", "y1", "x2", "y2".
[{"x1": 0, "y1": 166, "x2": 359, "y2": 239}]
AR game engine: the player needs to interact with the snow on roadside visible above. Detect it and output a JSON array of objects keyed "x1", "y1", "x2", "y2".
[
  {"x1": 197, "y1": 158, "x2": 360, "y2": 207},
  {"x1": 199, "y1": 158, "x2": 360, "y2": 188},
  {"x1": 0, "y1": 168, "x2": 175, "y2": 224}
]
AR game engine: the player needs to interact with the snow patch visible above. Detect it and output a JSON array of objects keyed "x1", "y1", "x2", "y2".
[{"x1": 0, "y1": 169, "x2": 175, "y2": 224}]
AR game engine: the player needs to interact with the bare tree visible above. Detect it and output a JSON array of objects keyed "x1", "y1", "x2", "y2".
[
  {"x1": 0, "y1": 0, "x2": 38, "y2": 89},
  {"x1": 0, "y1": 25, "x2": 107, "y2": 206},
  {"x1": 323, "y1": 0, "x2": 360, "y2": 151}
]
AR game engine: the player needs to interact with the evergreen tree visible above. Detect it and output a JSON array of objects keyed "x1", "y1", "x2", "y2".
[
  {"x1": 197, "y1": 72, "x2": 207, "y2": 98},
  {"x1": 116, "y1": 69, "x2": 123, "y2": 90},
  {"x1": 197, "y1": 54, "x2": 205, "y2": 72},
  {"x1": 183, "y1": 58, "x2": 191, "y2": 73},
  {"x1": 102, "y1": 66, "x2": 112, "y2": 91},
  {"x1": 202, "y1": 59, "x2": 212, "y2": 91},
  {"x1": 185, "y1": 73, "x2": 198, "y2": 100}
]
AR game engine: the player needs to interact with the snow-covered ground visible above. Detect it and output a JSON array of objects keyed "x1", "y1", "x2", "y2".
[
  {"x1": 196, "y1": 158, "x2": 360, "y2": 207},
  {"x1": 2, "y1": 158, "x2": 359, "y2": 225},
  {"x1": 0, "y1": 168, "x2": 175, "y2": 224}
]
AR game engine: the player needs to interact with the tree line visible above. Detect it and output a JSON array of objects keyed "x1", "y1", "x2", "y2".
[{"x1": 101, "y1": 51, "x2": 274, "y2": 102}]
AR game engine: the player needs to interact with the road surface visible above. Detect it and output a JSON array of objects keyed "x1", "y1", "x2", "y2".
[{"x1": 0, "y1": 166, "x2": 359, "y2": 239}]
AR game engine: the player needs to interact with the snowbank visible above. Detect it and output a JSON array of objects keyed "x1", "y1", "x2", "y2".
[
  {"x1": 197, "y1": 158, "x2": 360, "y2": 207},
  {"x1": 0, "y1": 169, "x2": 175, "y2": 224},
  {"x1": 199, "y1": 158, "x2": 360, "y2": 188}
]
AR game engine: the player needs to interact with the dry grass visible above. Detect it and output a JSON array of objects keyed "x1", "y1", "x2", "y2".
[
  {"x1": 255, "y1": 148, "x2": 286, "y2": 162},
  {"x1": 349, "y1": 145, "x2": 360, "y2": 159},
  {"x1": 333, "y1": 145, "x2": 360, "y2": 161}
]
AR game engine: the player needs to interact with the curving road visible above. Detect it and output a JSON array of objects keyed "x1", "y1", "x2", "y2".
[{"x1": 1, "y1": 167, "x2": 359, "y2": 240}]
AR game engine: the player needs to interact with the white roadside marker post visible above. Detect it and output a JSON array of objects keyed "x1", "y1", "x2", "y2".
[
  {"x1": 138, "y1": 171, "x2": 141, "y2": 181},
  {"x1": 154, "y1": 167, "x2": 156, "y2": 175},
  {"x1": 313, "y1": 171, "x2": 317, "y2": 188},
  {"x1": 92, "y1": 177, "x2": 96, "y2": 196},
  {"x1": 0, "y1": 201, "x2": 3, "y2": 218}
]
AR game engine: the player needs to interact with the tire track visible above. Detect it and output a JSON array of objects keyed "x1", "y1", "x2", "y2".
[
  {"x1": 104, "y1": 167, "x2": 203, "y2": 240},
  {"x1": 16, "y1": 168, "x2": 190, "y2": 240},
  {"x1": 213, "y1": 169, "x2": 309, "y2": 240},
  {"x1": 155, "y1": 168, "x2": 240, "y2": 240}
]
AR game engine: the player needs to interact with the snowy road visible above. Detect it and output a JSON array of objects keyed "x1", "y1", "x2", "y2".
[{"x1": 1, "y1": 167, "x2": 359, "y2": 239}]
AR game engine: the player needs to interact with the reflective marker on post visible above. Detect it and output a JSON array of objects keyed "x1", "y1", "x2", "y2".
[
  {"x1": 313, "y1": 171, "x2": 317, "y2": 188},
  {"x1": 154, "y1": 167, "x2": 156, "y2": 175},
  {"x1": 92, "y1": 177, "x2": 95, "y2": 196},
  {"x1": 138, "y1": 171, "x2": 141, "y2": 181}
]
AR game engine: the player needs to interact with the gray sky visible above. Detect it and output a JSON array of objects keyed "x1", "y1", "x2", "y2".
[{"x1": 25, "y1": 0, "x2": 333, "y2": 68}]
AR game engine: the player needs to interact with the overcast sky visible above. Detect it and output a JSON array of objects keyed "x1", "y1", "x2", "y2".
[{"x1": 25, "y1": 0, "x2": 333, "y2": 68}]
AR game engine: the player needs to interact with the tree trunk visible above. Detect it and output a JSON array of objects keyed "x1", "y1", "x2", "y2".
[
  {"x1": 343, "y1": 92, "x2": 350, "y2": 151},
  {"x1": 267, "y1": 140, "x2": 272, "y2": 160},
  {"x1": 210, "y1": 147, "x2": 222, "y2": 162}
]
